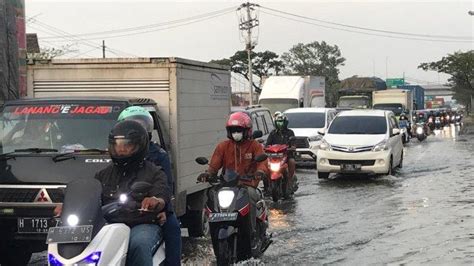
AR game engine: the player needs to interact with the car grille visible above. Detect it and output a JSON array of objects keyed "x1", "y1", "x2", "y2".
[
  {"x1": 292, "y1": 137, "x2": 310, "y2": 148},
  {"x1": 0, "y1": 188, "x2": 64, "y2": 203},
  {"x1": 328, "y1": 159, "x2": 376, "y2": 166},
  {"x1": 331, "y1": 145, "x2": 374, "y2": 153}
]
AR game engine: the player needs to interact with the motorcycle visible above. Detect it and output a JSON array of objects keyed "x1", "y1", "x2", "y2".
[
  {"x1": 435, "y1": 116, "x2": 442, "y2": 129},
  {"x1": 398, "y1": 120, "x2": 411, "y2": 144},
  {"x1": 415, "y1": 123, "x2": 427, "y2": 142},
  {"x1": 195, "y1": 154, "x2": 272, "y2": 265},
  {"x1": 427, "y1": 117, "x2": 435, "y2": 131},
  {"x1": 47, "y1": 178, "x2": 165, "y2": 265},
  {"x1": 264, "y1": 144, "x2": 297, "y2": 202}
]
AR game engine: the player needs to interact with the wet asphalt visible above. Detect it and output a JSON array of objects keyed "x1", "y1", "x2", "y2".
[{"x1": 30, "y1": 124, "x2": 474, "y2": 265}]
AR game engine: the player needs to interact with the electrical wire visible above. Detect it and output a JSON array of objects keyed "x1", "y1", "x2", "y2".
[
  {"x1": 38, "y1": 6, "x2": 237, "y2": 40},
  {"x1": 260, "y1": 5, "x2": 472, "y2": 41},
  {"x1": 260, "y1": 10, "x2": 473, "y2": 43}
]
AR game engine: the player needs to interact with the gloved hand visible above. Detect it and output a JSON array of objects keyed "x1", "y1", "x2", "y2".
[{"x1": 197, "y1": 172, "x2": 210, "y2": 183}]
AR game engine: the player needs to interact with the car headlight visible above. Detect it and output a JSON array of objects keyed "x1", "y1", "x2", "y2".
[
  {"x1": 416, "y1": 127, "x2": 424, "y2": 134},
  {"x1": 218, "y1": 190, "x2": 235, "y2": 209},
  {"x1": 373, "y1": 140, "x2": 388, "y2": 152},
  {"x1": 270, "y1": 162, "x2": 281, "y2": 172},
  {"x1": 319, "y1": 139, "x2": 331, "y2": 151},
  {"x1": 67, "y1": 214, "x2": 79, "y2": 226}
]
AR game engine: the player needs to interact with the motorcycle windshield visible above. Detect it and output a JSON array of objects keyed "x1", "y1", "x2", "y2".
[{"x1": 58, "y1": 178, "x2": 105, "y2": 259}]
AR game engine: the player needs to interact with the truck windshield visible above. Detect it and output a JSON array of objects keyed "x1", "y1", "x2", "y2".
[
  {"x1": 373, "y1": 103, "x2": 404, "y2": 115},
  {"x1": 328, "y1": 116, "x2": 387, "y2": 134},
  {"x1": 0, "y1": 103, "x2": 125, "y2": 154},
  {"x1": 259, "y1": 99, "x2": 299, "y2": 114},
  {"x1": 337, "y1": 97, "x2": 369, "y2": 108},
  {"x1": 285, "y1": 112, "x2": 325, "y2": 128}
]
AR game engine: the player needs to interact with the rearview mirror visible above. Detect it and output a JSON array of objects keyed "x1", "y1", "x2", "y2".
[
  {"x1": 317, "y1": 129, "x2": 326, "y2": 135},
  {"x1": 130, "y1": 182, "x2": 153, "y2": 194},
  {"x1": 195, "y1": 157, "x2": 209, "y2": 165},
  {"x1": 252, "y1": 130, "x2": 263, "y2": 139},
  {"x1": 254, "y1": 154, "x2": 268, "y2": 162},
  {"x1": 392, "y1": 128, "x2": 400, "y2": 136}
]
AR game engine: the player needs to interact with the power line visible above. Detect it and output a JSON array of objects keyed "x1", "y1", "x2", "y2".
[
  {"x1": 260, "y1": 10, "x2": 473, "y2": 43},
  {"x1": 260, "y1": 5, "x2": 472, "y2": 41},
  {"x1": 39, "y1": 6, "x2": 237, "y2": 40}
]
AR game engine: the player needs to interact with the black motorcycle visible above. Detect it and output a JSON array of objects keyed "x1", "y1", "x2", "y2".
[
  {"x1": 415, "y1": 122, "x2": 427, "y2": 141},
  {"x1": 196, "y1": 155, "x2": 272, "y2": 265}
]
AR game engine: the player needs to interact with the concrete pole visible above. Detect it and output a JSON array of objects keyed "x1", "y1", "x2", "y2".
[{"x1": 246, "y1": 3, "x2": 254, "y2": 105}]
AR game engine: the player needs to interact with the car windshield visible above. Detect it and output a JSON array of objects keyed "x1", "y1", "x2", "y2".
[
  {"x1": 373, "y1": 103, "x2": 404, "y2": 115},
  {"x1": 285, "y1": 112, "x2": 325, "y2": 128},
  {"x1": 259, "y1": 99, "x2": 299, "y2": 114},
  {"x1": 328, "y1": 116, "x2": 387, "y2": 134},
  {"x1": 0, "y1": 103, "x2": 125, "y2": 154},
  {"x1": 338, "y1": 97, "x2": 369, "y2": 108}
]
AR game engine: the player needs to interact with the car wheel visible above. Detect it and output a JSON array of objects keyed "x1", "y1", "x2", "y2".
[
  {"x1": 318, "y1": 171, "x2": 329, "y2": 179},
  {"x1": 398, "y1": 151, "x2": 403, "y2": 168},
  {"x1": 386, "y1": 157, "x2": 393, "y2": 175}
]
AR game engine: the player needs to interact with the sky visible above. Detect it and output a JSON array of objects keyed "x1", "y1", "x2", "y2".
[{"x1": 26, "y1": 0, "x2": 473, "y2": 87}]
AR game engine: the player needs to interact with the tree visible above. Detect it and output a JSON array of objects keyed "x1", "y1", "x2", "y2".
[
  {"x1": 419, "y1": 51, "x2": 474, "y2": 111},
  {"x1": 210, "y1": 50, "x2": 284, "y2": 93},
  {"x1": 281, "y1": 41, "x2": 346, "y2": 107},
  {"x1": 27, "y1": 45, "x2": 75, "y2": 60}
]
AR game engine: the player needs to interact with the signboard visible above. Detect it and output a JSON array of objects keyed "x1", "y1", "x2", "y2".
[{"x1": 386, "y1": 78, "x2": 405, "y2": 88}]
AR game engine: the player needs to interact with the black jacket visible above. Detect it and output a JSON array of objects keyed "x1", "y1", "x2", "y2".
[
  {"x1": 266, "y1": 128, "x2": 295, "y2": 146},
  {"x1": 95, "y1": 161, "x2": 171, "y2": 207}
]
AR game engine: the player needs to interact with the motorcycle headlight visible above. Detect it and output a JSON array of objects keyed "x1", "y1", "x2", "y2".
[
  {"x1": 119, "y1": 194, "x2": 128, "y2": 203},
  {"x1": 319, "y1": 139, "x2": 331, "y2": 151},
  {"x1": 456, "y1": 116, "x2": 460, "y2": 119},
  {"x1": 373, "y1": 140, "x2": 388, "y2": 152},
  {"x1": 67, "y1": 214, "x2": 79, "y2": 226},
  {"x1": 416, "y1": 127, "x2": 424, "y2": 134},
  {"x1": 218, "y1": 190, "x2": 235, "y2": 209},
  {"x1": 270, "y1": 162, "x2": 281, "y2": 172}
]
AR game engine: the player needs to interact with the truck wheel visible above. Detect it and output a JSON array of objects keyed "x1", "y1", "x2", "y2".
[
  {"x1": 187, "y1": 209, "x2": 209, "y2": 237},
  {"x1": 318, "y1": 172, "x2": 329, "y2": 179},
  {"x1": 0, "y1": 241, "x2": 32, "y2": 265}
]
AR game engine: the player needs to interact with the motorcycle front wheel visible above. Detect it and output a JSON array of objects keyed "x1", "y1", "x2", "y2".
[
  {"x1": 217, "y1": 237, "x2": 233, "y2": 266},
  {"x1": 270, "y1": 180, "x2": 281, "y2": 202}
]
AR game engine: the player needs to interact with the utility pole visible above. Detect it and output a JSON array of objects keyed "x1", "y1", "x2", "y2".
[
  {"x1": 102, "y1": 40, "x2": 106, "y2": 58},
  {"x1": 238, "y1": 2, "x2": 259, "y2": 105}
]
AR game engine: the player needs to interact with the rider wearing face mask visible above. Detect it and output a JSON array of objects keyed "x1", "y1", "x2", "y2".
[{"x1": 266, "y1": 114, "x2": 296, "y2": 183}]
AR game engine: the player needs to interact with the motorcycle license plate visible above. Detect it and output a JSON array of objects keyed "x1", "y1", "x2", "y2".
[
  {"x1": 209, "y1": 212, "x2": 238, "y2": 223},
  {"x1": 341, "y1": 164, "x2": 361, "y2": 172},
  {"x1": 46, "y1": 225, "x2": 93, "y2": 244},
  {"x1": 17, "y1": 217, "x2": 60, "y2": 234}
]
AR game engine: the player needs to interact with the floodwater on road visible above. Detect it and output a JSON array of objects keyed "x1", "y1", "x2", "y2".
[{"x1": 30, "y1": 125, "x2": 474, "y2": 265}]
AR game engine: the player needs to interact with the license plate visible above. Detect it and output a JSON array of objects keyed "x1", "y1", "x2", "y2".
[
  {"x1": 209, "y1": 212, "x2": 238, "y2": 223},
  {"x1": 17, "y1": 217, "x2": 60, "y2": 234},
  {"x1": 341, "y1": 164, "x2": 361, "y2": 171},
  {"x1": 46, "y1": 225, "x2": 93, "y2": 244}
]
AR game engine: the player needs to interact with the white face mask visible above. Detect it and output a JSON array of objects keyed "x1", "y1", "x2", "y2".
[{"x1": 232, "y1": 132, "x2": 243, "y2": 142}]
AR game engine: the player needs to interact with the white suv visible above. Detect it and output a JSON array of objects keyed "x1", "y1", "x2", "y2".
[{"x1": 316, "y1": 110, "x2": 403, "y2": 178}]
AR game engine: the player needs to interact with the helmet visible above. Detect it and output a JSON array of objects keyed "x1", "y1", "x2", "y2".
[
  {"x1": 108, "y1": 120, "x2": 149, "y2": 169},
  {"x1": 275, "y1": 114, "x2": 288, "y2": 130},
  {"x1": 273, "y1": 111, "x2": 282, "y2": 119},
  {"x1": 226, "y1": 112, "x2": 252, "y2": 141},
  {"x1": 118, "y1": 106, "x2": 154, "y2": 134}
]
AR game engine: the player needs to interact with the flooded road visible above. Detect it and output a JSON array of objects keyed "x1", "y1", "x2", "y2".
[{"x1": 30, "y1": 125, "x2": 474, "y2": 265}]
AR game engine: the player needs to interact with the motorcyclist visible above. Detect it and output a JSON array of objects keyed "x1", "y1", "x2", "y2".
[
  {"x1": 399, "y1": 112, "x2": 411, "y2": 136},
  {"x1": 98, "y1": 120, "x2": 170, "y2": 266},
  {"x1": 265, "y1": 114, "x2": 296, "y2": 186},
  {"x1": 197, "y1": 112, "x2": 268, "y2": 238},
  {"x1": 117, "y1": 106, "x2": 181, "y2": 266}
]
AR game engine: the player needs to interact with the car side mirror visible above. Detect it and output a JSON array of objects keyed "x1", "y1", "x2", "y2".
[
  {"x1": 252, "y1": 130, "x2": 263, "y2": 139},
  {"x1": 254, "y1": 154, "x2": 268, "y2": 162},
  {"x1": 317, "y1": 129, "x2": 326, "y2": 135},
  {"x1": 195, "y1": 157, "x2": 209, "y2": 165},
  {"x1": 130, "y1": 182, "x2": 153, "y2": 194},
  {"x1": 392, "y1": 128, "x2": 400, "y2": 136}
]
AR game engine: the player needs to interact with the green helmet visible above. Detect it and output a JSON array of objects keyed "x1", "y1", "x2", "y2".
[{"x1": 118, "y1": 106, "x2": 154, "y2": 133}]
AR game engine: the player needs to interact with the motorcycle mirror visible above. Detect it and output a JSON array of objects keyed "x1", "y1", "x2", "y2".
[
  {"x1": 254, "y1": 154, "x2": 268, "y2": 162},
  {"x1": 195, "y1": 157, "x2": 209, "y2": 165},
  {"x1": 130, "y1": 181, "x2": 153, "y2": 194},
  {"x1": 252, "y1": 130, "x2": 263, "y2": 139}
]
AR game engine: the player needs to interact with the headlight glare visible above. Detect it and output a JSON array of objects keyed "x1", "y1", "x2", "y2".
[{"x1": 218, "y1": 190, "x2": 235, "y2": 209}]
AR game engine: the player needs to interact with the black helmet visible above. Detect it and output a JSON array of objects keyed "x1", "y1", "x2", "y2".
[{"x1": 108, "y1": 120, "x2": 149, "y2": 169}]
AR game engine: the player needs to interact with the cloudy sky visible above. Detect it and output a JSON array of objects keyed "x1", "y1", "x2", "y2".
[{"x1": 26, "y1": 0, "x2": 473, "y2": 85}]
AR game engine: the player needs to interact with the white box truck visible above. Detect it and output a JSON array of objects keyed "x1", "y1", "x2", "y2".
[
  {"x1": 24, "y1": 57, "x2": 231, "y2": 236},
  {"x1": 372, "y1": 89, "x2": 414, "y2": 121},
  {"x1": 258, "y1": 76, "x2": 326, "y2": 114}
]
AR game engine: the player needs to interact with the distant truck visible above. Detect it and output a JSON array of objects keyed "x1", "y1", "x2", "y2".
[
  {"x1": 337, "y1": 76, "x2": 387, "y2": 110},
  {"x1": 258, "y1": 76, "x2": 326, "y2": 114},
  {"x1": 397, "y1": 85, "x2": 425, "y2": 110},
  {"x1": 372, "y1": 89, "x2": 414, "y2": 123},
  {"x1": 0, "y1": 57, "x2": 231, "y2": 262}
]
